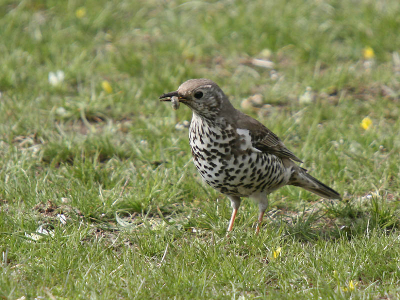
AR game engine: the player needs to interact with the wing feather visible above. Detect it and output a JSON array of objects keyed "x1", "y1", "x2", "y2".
[{"x1": 235, "y1": 112, "x2": 303, "y2": 163}]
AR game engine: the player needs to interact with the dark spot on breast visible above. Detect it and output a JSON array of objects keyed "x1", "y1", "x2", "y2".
[
  {"x1": 203, "y1": 149, "x2": 211, "y2": 156},
  {"x1": 244, "y1": 183, "x2": 253, "y2": 189},
  {"x1": 255, "y1": 182, "x2": 263, "y2": 190},
  {"x1": 257, "y1": 173, "x2": 264, "y2": 182}
]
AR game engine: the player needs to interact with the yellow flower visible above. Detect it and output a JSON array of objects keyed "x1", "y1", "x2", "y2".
[
  {"x1": 101, "y1": 80, "x2": 113, "y2": 94},
  {"x1": 75, "y1": 7, "x2": 86, "y2": 19},
  {"x1": 342, "y1": 280, "x2": 357, "y2": 292},
  {"x1": 361, "y1": 117, "x2": 372, "y2": 130},
  {"x1": 273, "y1": 247, "x2": 281, "y2": 259},
  {"x1": 362, "y1": 46, "x2": 375, "y2": 60},
  {"x1": 349, "y1": 280, "x2": 355, "y2": 291}
]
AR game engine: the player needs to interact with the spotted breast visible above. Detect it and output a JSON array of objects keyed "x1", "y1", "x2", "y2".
[{"x1": 189, "y1": 113, "x2": 290, "y2": 197}]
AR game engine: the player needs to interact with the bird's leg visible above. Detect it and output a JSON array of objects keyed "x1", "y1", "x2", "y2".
[
  {"x1": 227, "y1": 196, "x2": 241, "y2": 232},
  {"x1": 255, "y1": 210, "x2": 266, "y2": 234},
  {"x1": 227, "y1": 209, "x2": 238, "y2": 232},
  {"x1": 255, "y1": 197, "x2": 269, "y2": 234}
]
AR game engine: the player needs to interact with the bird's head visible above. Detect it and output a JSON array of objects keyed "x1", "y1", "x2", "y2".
[{"x1": 160, "y1": 79, "x2": 231, "y2": 119}]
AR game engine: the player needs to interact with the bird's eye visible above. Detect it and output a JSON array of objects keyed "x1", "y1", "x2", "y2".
[{"x1": 194, "y1": 91, "x2": 203, "y2": 99}]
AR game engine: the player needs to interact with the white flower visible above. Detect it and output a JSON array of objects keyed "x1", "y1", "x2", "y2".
[
  {"x1": 57, "y1": 214, "x2": 67, "y2": 225},
  {"x1": 55, "y1": 107, "x2": 68, "y2": 116},
  {"x1": 48, "y1": 70, "x2": 65, "y2": 86},
  {"x1": 299, "y1": 86, "x2": 314, "y2": 104},
  {"x1": 25, "y1": 225, "x2": 54, "y2": 241}
]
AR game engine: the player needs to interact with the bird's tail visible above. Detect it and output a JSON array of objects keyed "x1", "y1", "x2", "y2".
[{"x1": 289, "y1": 168, "x2": 341, "y2": 200}]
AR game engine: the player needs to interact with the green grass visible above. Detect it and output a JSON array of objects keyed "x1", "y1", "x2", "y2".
[{"x1": 1, "y1": 0, "x2": 400, "y2": 298}]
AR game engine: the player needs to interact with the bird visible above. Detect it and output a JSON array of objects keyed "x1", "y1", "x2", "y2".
[{"x1": 160, "y1": 79, "x2": 341, "y2": 233}]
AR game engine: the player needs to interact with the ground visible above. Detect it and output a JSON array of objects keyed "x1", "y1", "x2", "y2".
[{"x1": 1, "y1": 0, "x2": 400, "y2": 299}]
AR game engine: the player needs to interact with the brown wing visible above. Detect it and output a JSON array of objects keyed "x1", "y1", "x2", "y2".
[
  {"x1": 252, "y1": 128, "x2": 303, "y2": 162},
  {"x1": 236, "y1": 112, "x2": 303, "y2": 163}
]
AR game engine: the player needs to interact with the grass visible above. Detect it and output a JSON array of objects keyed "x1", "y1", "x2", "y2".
[{"x1": 1, "y1": 0, "x2": 400, "y2": 298}]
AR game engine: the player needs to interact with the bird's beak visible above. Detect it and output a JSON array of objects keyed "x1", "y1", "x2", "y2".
[{"x1": 159, "y1": 91, "x2": 187, "y2": 102}]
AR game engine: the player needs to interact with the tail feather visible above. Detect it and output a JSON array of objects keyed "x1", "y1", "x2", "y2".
[{"x1": 290, "y1": 170, "x2": 341, "y2": 200}]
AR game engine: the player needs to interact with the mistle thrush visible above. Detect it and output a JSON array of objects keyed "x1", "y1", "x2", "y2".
[{"x1": 160, "y1": 79, "x2": 341, "y2": 233}]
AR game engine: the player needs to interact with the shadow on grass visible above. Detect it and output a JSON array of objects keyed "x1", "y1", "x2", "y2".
[
  {"x1": 276, "y1": 195, "x2": 400, "y2": 242},
  {"x1": 109, "y1": 191, "x2": 400, "y2": 241},
  {"x1": 28, "y1": 192, "x2": 399, "y2": 248}
]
